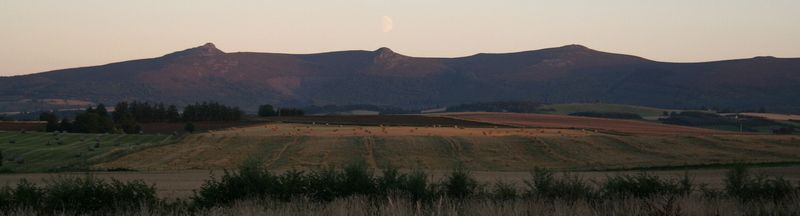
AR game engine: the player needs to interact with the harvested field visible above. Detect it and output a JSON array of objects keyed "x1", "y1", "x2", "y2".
[
  {"x1": 95, "y1": 123, "x2": 800, "y2": 172},
  {"x1": 139, "y1": 121, "x2": 266, "y2": 134},
  {"x1": 0, "y1": 121, "x2": 45, "y2": 132},
  {"x1": 740, "y1": 112, "x2": 800, "y2": 121},
  {"x1": 441, "y1": 112, "x2": 737, "y2": 135},
  {"x1": 260, "y1": 115, "x2": 504, "y2": 127}
]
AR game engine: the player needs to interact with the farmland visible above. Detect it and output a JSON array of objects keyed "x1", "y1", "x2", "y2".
[
  {"x1": 0, "y1": 131, "x2": 175, "y2": 172},
  {"x1": 441, "y1": 112, "x2": 736, "y2": 135},
  {"x1": 0, "y1": 121, "x2": 45, "y2": 132},
  {"x1": 1, "y1": 112, "x2": 800, "y2": 200},
  {"x1": 537, "y1": 103, "x2": 674, "y2": 118},
  {"x1": 94, "y1": 112, "x2": 800, "y2": 172}
]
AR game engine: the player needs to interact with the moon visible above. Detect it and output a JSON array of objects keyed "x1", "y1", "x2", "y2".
[{"x1": 382, "y1": 16, "x2": 393, "y2": 33}]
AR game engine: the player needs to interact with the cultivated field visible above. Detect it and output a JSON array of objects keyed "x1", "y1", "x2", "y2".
[
  {"x1": 0, "y1": 131, "x2": 175, "y2": 172},
  {"x1": 260, "y1": 115, "x2": 504, "y2": 127},
  {"x1": 95, "y1": 120, "x2": 800, "y2": 172},
  {"x1": 442, "y1": 112, "x2": 737, "y2": 135},
  {"x1": 740, "y1": 112, "x2": 800, "y2": 121},
  {"x1": 2, "y1": 112, "x2": 799, "y2": 201},
  {"x1": 537, "y1": 103, "x2": 674, "y2": 118},
  {"x1": 0, "y1": 121, "x2": 46, "y2": 132}
]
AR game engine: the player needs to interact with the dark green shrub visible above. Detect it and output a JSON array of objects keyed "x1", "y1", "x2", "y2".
[
  {"x1": 308, "y1": 166, "x2": 340, "y2": 201},
  {"x1": 442, "y1": 167, "x2": 480, "y2": 199},
  {"x1": 192, "y1": 159, "x2": 277, "y2": 207},
  {"x1": 340, "y1": 161, "x2": 376, "y2": 196},
  {"x1": 377, "y1": 165, "x2": 406, "y2": 196},
  {"x1": 401, "y1": 169, "x2": 433, "y2": 201},
  {"x1": 524, "y1": 167, "x2": 595, "y2": 200},
  {"x1": 42, "y1": 175, "x2": 156, "y2": 212},
  {"x1": 492, "y1": 180, "x2": 518, "y2": 201},
  {"x1": 724, "y1": 166, "x2": 798, "y2": 201},
  {"x1": 601, "y1": 173, "x2": 692, "y2": 198},
  {"x1": 0, "y1": 176, "x2": 158, "y2": 213},
  {"x1": 10, "y1": 180, "x2": 43, "y2": 209},
  {"x1": 275, "y1": 169, "x2": 309, "y2": 201}
]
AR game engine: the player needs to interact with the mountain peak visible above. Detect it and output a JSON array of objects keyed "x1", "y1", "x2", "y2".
[
  {"x1": 374, "y1": 47, "x2": 395, "y2": 54},
  {"x1": 164, "y1": 42, "x2": 224, "y2": 58},
  {"x1": 373, "y1": 47, "x2": 405, "y2": 60},
  {"x1": 558, "y1": 44, "x2": 591, "y2": 51}
]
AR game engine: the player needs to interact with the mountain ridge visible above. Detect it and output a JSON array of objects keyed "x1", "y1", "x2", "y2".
[{"x1": 2, "y1": 43, "x2": 799, "y2": 113}]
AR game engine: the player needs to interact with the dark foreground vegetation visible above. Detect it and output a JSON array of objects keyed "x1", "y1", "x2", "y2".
[{"x1": 0, "y1": 162, "x2": 798, "y2": 215}]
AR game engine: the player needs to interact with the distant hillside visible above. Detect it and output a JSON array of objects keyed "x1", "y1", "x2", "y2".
[{"x1": 2, "y1": 43, "x2": 799, "y2": 113}]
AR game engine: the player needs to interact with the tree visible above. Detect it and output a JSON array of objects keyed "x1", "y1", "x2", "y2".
[
  {"x1": 181, "y1": 101, "x2": 243, "y2": 121},
  {"x1": 278, "y1": 108, "x2": 304, "y2": 116},
  {"x1": 58, "y1": 118, "x2": 72, "y2": 132},
  {"x1": 113, "y1": 102, "x2": 129, "y2": 122},
  {"x1": 166, "y1": 105, "x2": 180, "y2": 122},
  {"x1": 95, "y1": 104, "x2": 109, "y2": 117},
  {"x1": 258, "y1": 104, "x2": 276, "y2": 117},
  {"x1": 118, "y1": 112, "x2": 140, "y2": 134},
  {"x1": 39, "y1": 112, "x2": 59, "y2": 132},
  {"x1": 184, "y1": 122, "x2": 196, "y2": 133}
]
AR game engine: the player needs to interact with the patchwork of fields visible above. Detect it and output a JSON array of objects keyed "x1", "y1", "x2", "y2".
[{"x1": 1, "y1": 112, "x2": 800, "y2": 199}]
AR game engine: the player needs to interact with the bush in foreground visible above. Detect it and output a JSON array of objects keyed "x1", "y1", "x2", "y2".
[{"x1": 0, "y1": 175, "x2": 156, "y2": 213}]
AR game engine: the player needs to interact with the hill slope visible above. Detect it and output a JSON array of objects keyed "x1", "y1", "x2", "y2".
[{"x1": 2, "y1": 43, "x2": 799, "y2": 113}]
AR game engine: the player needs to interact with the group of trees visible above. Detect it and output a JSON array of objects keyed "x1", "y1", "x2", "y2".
[
  {"x1": 445, "y1": 101, "x2": 542, "y2": 113},
  {"x1": 38, "y1": 101, "x2": 243, "y2": 134},
  {"x1": 41, "y1": 105, "x2": 116, "y2": 133},
  {"x1": 113, "y1": 102, "x2": 180, "y2": 123},
  {"x1": 257, "y1": 104, "x2": 304, "y2": 117},
  {"x1": 182, "y1": 102, "x2": 243, "y2": 121}
]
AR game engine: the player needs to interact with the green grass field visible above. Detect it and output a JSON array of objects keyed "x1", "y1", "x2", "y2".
[
  {"x1": 539, "y1": 103, "x2": 674, "y2": 118},
  {"x1": 0, "y1": 131, "x2": 175, "y2": 172}
]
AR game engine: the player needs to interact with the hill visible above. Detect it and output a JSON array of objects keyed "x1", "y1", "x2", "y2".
[{"x1": 2, "y1": 43, "x2": 800, "y2": 113}]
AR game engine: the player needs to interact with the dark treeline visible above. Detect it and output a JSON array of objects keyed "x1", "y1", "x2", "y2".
[
  {"x1": 446, "y1": 101, "x2": 543, "y2": 113},
  {"x1": 257, "y1": 104, "x2": 304, "y2": 117},
  {"x1": 38, "y1": 101, "x2": 243, "y2": 134},
  {"x1": 113, "y1": 101, "x2": 180, "y2": 123},
  {"x1": 302, "y1": 104, "x2": 410, "y2": 115},
  {"x1": 182, "y1": 101, "x2": 243, "y2": 121},
  {"x1": 40, "y1": 105, "x2": 116, "y2": 134}
]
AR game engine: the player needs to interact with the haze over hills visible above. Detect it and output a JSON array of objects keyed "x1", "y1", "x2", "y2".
[{"x1": 1, "y1": 43, "x2": 799, "y2": 113}]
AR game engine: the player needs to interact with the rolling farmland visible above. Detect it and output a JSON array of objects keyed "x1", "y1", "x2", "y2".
[{"x1": 95, "y1": 120, "x2": 800, "y2": 172}]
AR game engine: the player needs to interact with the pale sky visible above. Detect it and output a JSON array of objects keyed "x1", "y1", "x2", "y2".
[{"x1": 1, "y1": 0, "x2": 799, "y2": 76}]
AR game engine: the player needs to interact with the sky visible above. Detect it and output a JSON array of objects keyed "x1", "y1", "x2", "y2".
[{"x1": 1, "y1": 0, "x2": 799, "y2": 76}]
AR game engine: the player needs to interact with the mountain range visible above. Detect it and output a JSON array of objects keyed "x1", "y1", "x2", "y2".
[{"x1": 2, "y1": 43, "x2": 799, "y2": 113}]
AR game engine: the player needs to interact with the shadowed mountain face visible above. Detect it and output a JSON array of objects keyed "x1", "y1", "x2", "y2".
[{"x1": 2, "y1": 43, "x2": 799, "y2": 113}]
